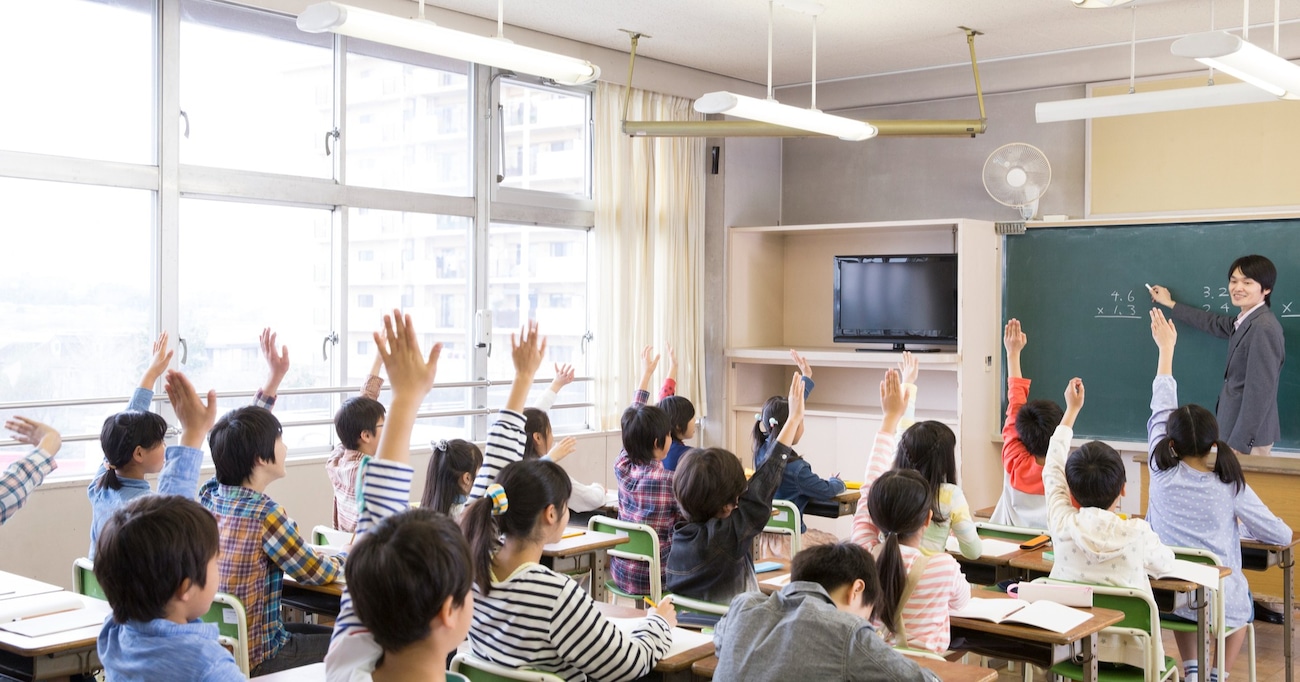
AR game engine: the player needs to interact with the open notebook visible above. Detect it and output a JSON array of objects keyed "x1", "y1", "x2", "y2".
[
  {"x1": 0, "y1": 593, "x2": 106, "y2": 637},
  {"x1": 608, "y1": 617, "x2": 714, "y2": 659},
  {"x1": 945, "y1": 536, "x2": 1022, "y2": 558},
  {"x1": 1150, "y1": 559, "x2": 1220, "y2": 590},
  {"x1": 949, "y1": 598, "x2": 1092, "y2": 634}
]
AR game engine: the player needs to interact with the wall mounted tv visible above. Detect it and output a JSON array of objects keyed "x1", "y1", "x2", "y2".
[{"x1": 833, "y1": 254, "x2": 958, "y2": 350}]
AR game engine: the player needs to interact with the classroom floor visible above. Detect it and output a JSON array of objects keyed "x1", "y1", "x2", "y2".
[{"x1": 994, "y1": 614, "x2": 1300, "y2": 681}]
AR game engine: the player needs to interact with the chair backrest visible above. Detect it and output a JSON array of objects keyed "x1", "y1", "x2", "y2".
[
  {"x1": 450, "y1": 653, "x2": 566, "y2": 682},
  {"x1": 670, "y1": 593, "x2": 731, "y2": 616},
  {"x1": 1037, "y1": 578, "x2": 1167, "y2": 673},
  {"x1": 974, "y1": 521, "x2": 1047, "y2": 543},
  {"x1": 201, "y1": 592, "x2": 251, "y2": 676},
  {"x1": 313, "y1": 525, "x2": 352, "y2": 547},
  {"x1": 587, "y1": 515, "x2": 661, "y2": 601},
  {"x1": 766, "y1": 500, "x2": 802, "y2": 555},
  {"x1": 1171, "y1": 545, "x2": 1221, "y2": 566},
  {"x1": 72, "y1": 557, "x2": 105, "y2": 600}
]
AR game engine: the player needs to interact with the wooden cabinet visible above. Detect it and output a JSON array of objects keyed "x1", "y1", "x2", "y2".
[{"x1": 724, "y1": 219, "x2": 1002, "y2": 538}]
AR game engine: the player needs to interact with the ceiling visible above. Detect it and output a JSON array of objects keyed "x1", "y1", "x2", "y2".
[{"x1": 421, "y1": 0, "x2": 1300, "y2": 87}]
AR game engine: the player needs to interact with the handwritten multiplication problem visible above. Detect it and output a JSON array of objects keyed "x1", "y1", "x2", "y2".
[
  {"x1": 1201, "y1": 285, "x2": 1232, "y2": 313},
  {"x1": 1093, "y1": 290, "x2": 1141, "y2": 319}
]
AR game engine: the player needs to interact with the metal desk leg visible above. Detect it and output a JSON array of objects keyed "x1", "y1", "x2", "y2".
[
  {"x1": 1081, "y1": 631, "x2": 1098, "y2": 682},
  {"x1": 1284, "y1": 548, "x2": 1294, "y2": 682},
  {"x1": 590, "y1": 550, "x2": 609, "y2": 602},
  {"x1": 1196, "y1": 586, "x2": 1209, "y2": 682}
]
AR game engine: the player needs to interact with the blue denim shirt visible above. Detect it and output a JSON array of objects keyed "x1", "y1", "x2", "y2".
[{"x1": 98, "y1": 616, "x2": 245, "y2": 682}]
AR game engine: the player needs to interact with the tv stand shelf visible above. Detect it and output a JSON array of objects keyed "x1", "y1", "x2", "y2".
[{"x1": 724, "y1": 219, "x2": 1002, "y2": 538}]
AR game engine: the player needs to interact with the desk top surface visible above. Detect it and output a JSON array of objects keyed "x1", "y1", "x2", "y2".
[
  {"x1": 284, "y1": 576, "x2": 345, "y2": 597},
  {"x1": 950, "y1": 593, "x2": 1125, "y2": 645},
  {"x1": 256, "y1": 662, "x2": 326, "y2": 681},
  {"x1": 0, "y1": 593, "x2": 112, "y2": 656},
  {"x1": 690, "y1": 653, "x2": 997, "y2": 682},
  {"x1": 592, "y1": 603, "x2": 714, "y2": 672},
  {"x1": 1008, "y1": 549, "x2": 1228, "y2": 592},
  {"x1": 1240, "y1": 531, "x2": 1300, "y2": 551},
  {"x1": 542, "y1": 529, "x2": 629, "y2": 557}
]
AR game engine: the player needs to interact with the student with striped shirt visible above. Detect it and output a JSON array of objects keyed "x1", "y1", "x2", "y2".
[
  {"x1": 462, "y1": 322, "x2": 677, "y2": 682},
  {"x1": 325, "y1": 311, "x2": 474, "y2": 682},
  {"x1": 853, "y1": 370, "x2": 971, "y2": 654}
]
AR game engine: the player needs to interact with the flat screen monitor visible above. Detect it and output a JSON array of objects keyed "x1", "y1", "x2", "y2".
[{"x1": 833, "y1": 254, "x2": 958, "y2": 347}]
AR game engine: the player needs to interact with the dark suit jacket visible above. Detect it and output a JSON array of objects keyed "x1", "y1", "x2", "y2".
[{"x1": 1169, "y1": 303, "x2": 1285, "y2": 452}]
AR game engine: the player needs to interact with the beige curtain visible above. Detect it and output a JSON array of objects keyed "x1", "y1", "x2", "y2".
[{"x1": 593, "y1": 82, "x2": 706, "y2": 430}]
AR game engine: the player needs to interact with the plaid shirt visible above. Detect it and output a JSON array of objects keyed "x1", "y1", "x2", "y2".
[
  {"x1": 0, "y1": 448, "x2": 56, "y2": 526},
  {"x1": 612, "y1": 385, "x2": 681, "y2": 595},
  {"x1": 200, "y1": 480, "x2": 345, "y2": 669},
  {"x1": 325, "y1": 375, "x2": 384, "y2": 533}
]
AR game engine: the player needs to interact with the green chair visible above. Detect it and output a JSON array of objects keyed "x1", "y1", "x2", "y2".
[
  {"x1": 450, "y1": 653, "x2": 564, "y2": 681},
  {"x1": 1037, "y1": 578, "x2": 1179, "y2": 682},
  {"x1": 974, "y1": 521, "x2": 1047, "y2": 543},
  {"x1": 313, "y1": 524, "x2": 351, "y2": 547},
  {"x1": 200, "y1": 593, "x2": 251, "y2": 676},
  {"x1": 668, "y1": 593, "x2": 730, "y2": 616},
  {"x1": 1165, "y1": 547, "x2": 1254, "y2": 682},
  {"x1": 763, "y1": 499, "x2": 802, "y2": 557},
  {"x1": 72, "y1": 557, "x2": 105, "y2": 600},
  {"x1": 588, "y1": 515, "x2": 662, "y2": 603}
]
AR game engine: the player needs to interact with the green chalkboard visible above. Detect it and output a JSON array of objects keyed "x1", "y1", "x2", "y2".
[{"x1": 1002, "y1": 219, "x2": 1300, "y2": 448}]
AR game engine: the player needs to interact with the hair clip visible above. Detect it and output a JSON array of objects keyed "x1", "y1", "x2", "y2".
[
  {"x1": 433, "y1": 439, "x2": 449, "y2": 452},
  {"x1": 768, "y1": 417, "x2": 779, "y2": 428},
  {"x1": 486, "y1": 483, "x2": 509, "y2": 516}
]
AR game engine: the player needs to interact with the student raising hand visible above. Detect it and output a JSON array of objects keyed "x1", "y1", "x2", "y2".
[
  {"x1": 506, "y1": 321, "x2": 547, "y2": 413},
  {"x1": 638, "y1": 345, "x2": 661, "y2": 393},
  {"x1": 880, "y1": 369, "x2": 906, "y2": 434},
  {"x1": 776, "y1": 372, "x2": 806, "y2": 446},
  {"x1": 546, "y1": 436, "x2": 578, "y2": 463},
  {"x1": 1062, "y1": 377, "x2": 1084, "y2": 427},
  {"x1": 163, "y1": 370, "x2": 218, "y2": 450},
  {"x1": 140, "y1": 331, "x2": 173, "y2": 390},
  {"x1": 374, "y1": 311, "x2": 443, "y2": 465},
  {"x1": 5, "y1": 417, "x2": 61, "y2": 456}
]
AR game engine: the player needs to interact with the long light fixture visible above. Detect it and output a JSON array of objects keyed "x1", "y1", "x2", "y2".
[
  {"x1": 1172, "y1": 31, "x2": 1300, "y2": 100},
  {"x1": 693, "y1": 1, "x2": 876, "y2": 141},
  {"x1": 1036, "y1": 82, "x2": 1277, "y2": 122},
  {"x1": 296, "y1": 2, "x2": 600, "y2": 86}
]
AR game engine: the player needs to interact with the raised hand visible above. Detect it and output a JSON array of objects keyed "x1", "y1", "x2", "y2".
[
  {"x1": 164, "y1": 370, "x2": 218, "y2": 449},
  {"x1": 376, "y1": 311, "x2": 442, "y2": 399},
  {"x1": 547, "y1": 436, "x2": 578, "y2": 462},
  {"x1": 1148, "y1": 284, "x2": 1175, "y2": 308},
  {"x1": 667, "y1": 344, "x2": 679, "y2": 381},
  {"x1": 1062, "y1": 377, "x2": 1085, "y2": 427},
  {"x1": 506, "y1": 321, "x2": 547, "y2": 414},
  {"x1": 141, "y1": 331, "x2": 174, "y2": 389},
  {"x1": 880, "y1": 369, "x2": 906, "y2": 433},
  {"x1": 790, "y1": 349, "x2": 812, "y2": 380},
  {"x1": 5, "y1": 417, "x2": 61, "y2": 456},
  {"x1": 259, "y1": 328, "x2": 291, "y2": 397},
  {"x1": 898, "y1": 350, "x2": 918, "y2": 386},
  {"x1": 640, "y1": 346, "x2": 661, "y2": 377},
  {"x1": 552, "y1": 363, "x2": 576, "y2": 389},
  {"x1": 777, "y1": 371, "x2": 806, "y2": 446},
  {"x1": 1004, "y1": 319, "x2": 1026, "y2": 356},
  {"x1": 1149, "y1": 308, "x2": 1177, "y2": 352}
]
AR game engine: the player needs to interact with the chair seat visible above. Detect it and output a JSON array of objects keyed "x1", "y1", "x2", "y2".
[
  {"x1": 1050, "y1": 655, "x2": 1179, "y2": 682},
  {"x1": 602, "y1": 580, "x2": 647, "y2": 602}
]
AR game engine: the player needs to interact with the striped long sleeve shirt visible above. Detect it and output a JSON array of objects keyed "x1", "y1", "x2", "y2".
[{"x1": 466, "y1": 409, "x2": 673, "y2": 681}]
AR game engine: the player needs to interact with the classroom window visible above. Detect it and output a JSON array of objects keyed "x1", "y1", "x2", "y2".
[
  {"x1": 179, "y1": 0, "x2": 334, "y2": 178},
  {"x1": 0, "y1": 0, "x2": 156, "y2": 165},
  {"x1": 357, "y1": 294, "x2": 374, "y2": 308},
  {"x1": 178, "y1": 199, "x2": 336, "y2": 451},
  {"x1": 498, "y1": 79, "x2": 591, "y2": 197},
  {"x1": 346, "y1": 39, "x2": 472, "y2": 196},
  {"x1": 0, "y1": 179, "x2": 154, "y2": 478}
]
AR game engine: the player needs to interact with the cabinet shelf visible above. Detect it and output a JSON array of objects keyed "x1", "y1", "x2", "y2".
[
  {"x1": 727, "y1": 346, "x2": 959, "y2": 370},
  {"x1": 733, "y1": 403, "x2": 959, "y2": 424}
]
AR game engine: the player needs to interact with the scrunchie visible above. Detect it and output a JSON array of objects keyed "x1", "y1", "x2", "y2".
[
  {"x1": 486, "y1": 483, "x2": 509, "y2": 516},
  {"x1": 433, "y1": 439, "x2": 449, "y2": 453}
]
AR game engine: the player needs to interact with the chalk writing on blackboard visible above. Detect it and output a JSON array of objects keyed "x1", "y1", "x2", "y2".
[{"x1": 1093, "y1": 290, "x2": 1141, "y2": 319}]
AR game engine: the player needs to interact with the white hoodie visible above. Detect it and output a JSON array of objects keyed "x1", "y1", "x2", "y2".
[{"x1": 1043, "y1": 425, "x2": 1176, "y2": 669}]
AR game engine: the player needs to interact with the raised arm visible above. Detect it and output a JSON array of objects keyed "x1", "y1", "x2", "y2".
[
  {"x1": 128, "y1": 332, "x2": 173, "y2": 412},
  {"x1": 634, "y1": 346, "x2": 660, "y2": 407},
  {"x1": 849, "y1": 370, "x2": 907, "y2": 548},
  {"x1": 360, "y1": 342, "x2": 384, "y2": 401},
  {"x1": 1043, "y1": 378, "x2": 1083, "y2": 537},
  {"x1": 470, "y1": 321, "x2": 544, "y2": 500},
  {"x1": 1164, "y1": 292, "x2": 1236, "y2": 339},
  {"x1": 534, "y1": 363, "x2": 575, "y2": 411},
  {"x1": 255, "y1": 327, "x2": 291, "y2": 409},
  {"x1": 156, "y1": 370, "x2": 218, "y2": 498},
  {"x1": 730, "y1": 373, "x2": 804, "y2": 544},
  {"x1": 1000, "y1": 320, "x2": 1043, "y2": 489},
  {"x1": 660, "y1": 345, "x2": 677, "y2": 400},
  {"x1": 1147, "y1": 309, "x2": 1179, "y2": 461},
  {"x1": 0, "y1": 418, "x2": 60, "y2": 525}
]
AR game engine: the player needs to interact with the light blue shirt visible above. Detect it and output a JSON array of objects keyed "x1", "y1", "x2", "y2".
[
  {"x1": 98, "y1": 616, "x2": 244, "y2": 682},
  {"x1": 87, "y1": 387, "x2": 203, "y2": 558}
]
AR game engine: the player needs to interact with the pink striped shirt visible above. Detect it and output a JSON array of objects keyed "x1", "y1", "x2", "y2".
[{"x1": 850, "y1": 430, "x2": 972, "y2": 653}]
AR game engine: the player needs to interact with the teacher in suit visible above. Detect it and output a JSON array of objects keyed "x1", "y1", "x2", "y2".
[{"x1": 1150, "y1": 255, "x2": 1284, "y2": 457}]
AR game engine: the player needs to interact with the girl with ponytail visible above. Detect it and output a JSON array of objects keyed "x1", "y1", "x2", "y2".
[
  {"x1": 1147, "y1": 309, "x2": 1290, "y2": 680},
  {"x1": 460, "y1": 321, "x2": 677, "y2": 682},
  {"x1": 419, "y1": 439, "x2": 482, "y2": 520},
  {"x1": 851, "y1": 370, "x2": 970, "y2": 654}
]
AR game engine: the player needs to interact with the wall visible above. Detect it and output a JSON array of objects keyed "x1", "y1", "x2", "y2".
[
  {"x1": 781, "y1": 86, "x2": 1087, "y2": 224},
  {"x1": 0, "y1": 432, "x2": 623, "y2": 587}
]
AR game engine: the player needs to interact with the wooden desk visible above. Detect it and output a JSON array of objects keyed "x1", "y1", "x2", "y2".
[
  {"x1": 950, "y1": 593, "x2": 1124, "y2": 682},
  {"x1": 255, "y1": 661, "x2": 325, "y2": 680},
  {"x1": 593, "y1": 603, "x2": 713, "y2": 682},
  {"x1": 1008, "y1": 549, "x2": 1226, "y2": 680},
  {"x1": 689, "y1": 652, "x2": 998, "y2": 682},
  {"x1": 803, "y1": 489, "x2": 861, "y2": 519},
  {"x1": 541, "y1": 530, "x2": 629, "y2": 602},
  {"x1": 282, "y1": 576, "x2": 344, "y2": 624},
  {"x1": 1241, "y1": 532, "x2": 1299, "y2": 682},
  {"x1": 0, "y1": 593, "x2": 112, "y2": 680},
  {"x1": 947, "y1": 528, "x2": 1035, "y2": 585}
]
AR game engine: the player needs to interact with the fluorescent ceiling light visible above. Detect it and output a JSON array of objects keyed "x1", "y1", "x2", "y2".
[
  {"x1": 1172, "y1": 31, "x2": 1300, "y2": 100},
  {"x1": 297, "y1": 2, "x2": 599, "y2": 86},
  {"x1": 694, "y1": 92, "x2": 877, "y2": 141},
  {"x1": 1035, "y1": 82, "x2": 1277, "y2": 122},
  {"x1": 1072, "y1": 0, "x2": 1136, "y2": 7}
]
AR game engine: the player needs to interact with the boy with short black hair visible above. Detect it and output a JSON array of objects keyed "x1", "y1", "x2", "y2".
[
  {"x1": 1044, "y1": 376, "x2": 1176, "y2": 666},
  {"x1": 714, "y1": 542, "x2": 938, "y2": 682},
  {"x1": 992, "y1": 318, "x2": 1063, "y2": 529},
  {"x1": 201, "y1": 404, "x2": 345, "y2": 676},
  {"x1": 95, "y1": 494, "x2": 243, "y2": 682},
  {"x1": 612, "y1": 346, "x2": 680, "y2": 596},
  {"x1": 326, "y1": 351, "x2": 386, "y2": 532},
  {"x1": 326, "y1": 310, "x2": 474, "y2": 682}
]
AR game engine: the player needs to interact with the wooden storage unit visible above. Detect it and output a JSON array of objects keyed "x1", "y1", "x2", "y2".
[{"x1": 725, "y1": 220, "x2": 1003, "y2": 538}]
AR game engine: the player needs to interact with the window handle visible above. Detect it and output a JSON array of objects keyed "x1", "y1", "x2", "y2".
[
  {"x1": 581, "y1": 331, "x2": 593, "y2": 355},
  {"x1": 322, "y1": 331, "x2": 339, "y2": 361},
  {"x1": 178, "y1": 337, "x2": 188, "y2": 365},
  {"x1": 325, "y1": 128, "x2": 340, "y2": 156},
  {"x1": 179, "y1": 110, "x2": 190, "y2": 139},
  {"x1": 496, "y1": 104, "x2": 505, "y2": 183}
]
